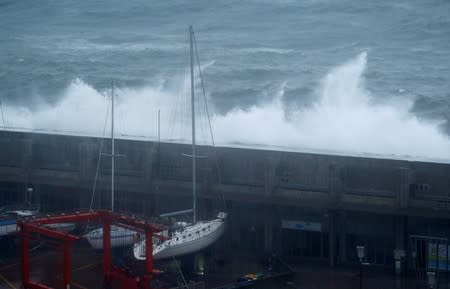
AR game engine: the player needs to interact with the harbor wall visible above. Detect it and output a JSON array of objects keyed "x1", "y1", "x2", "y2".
[{"x1": 1, "y1": 130, "x2": 449, "y2": 268}]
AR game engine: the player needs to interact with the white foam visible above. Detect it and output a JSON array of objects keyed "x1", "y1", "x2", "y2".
[
  {"x1": 30, "y1": 37, "x2": 185, "y2": 53},
  {"x1": 1, "y1": 52, "x2": 449, "y2": 162},
  {"x1": 214, "y1": 52, "x2": 450, "y2": 161},
  {"x1": 239, "y1": 47, "x2": 295, "y2": 54}
]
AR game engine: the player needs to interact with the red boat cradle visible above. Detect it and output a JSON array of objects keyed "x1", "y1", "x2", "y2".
[{"x1": 17, "y1": 210, "x2": 163, "y2": 289}]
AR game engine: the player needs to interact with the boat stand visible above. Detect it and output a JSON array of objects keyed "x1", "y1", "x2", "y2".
[{"x1": 17, "y1": 210, "x2": 163, "y2": 289}]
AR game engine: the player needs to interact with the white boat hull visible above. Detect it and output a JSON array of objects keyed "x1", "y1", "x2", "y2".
[
  {"x1": 134, "y1": 213, "x2": 226, "y2": 260},
  {"x1": 85, "y1": 225, "x2": 140, "y2": 249},
  {"x1": 155, "y1": 220, "x2": 224, "y2": 260},
  {"x1": 0, "y1": 223, "x2": 17, "y2": 236},
  {"x1": 0, "y1": 210, "x2": 38, "y2": 237},
  {"x1": 44, "y1": 223, "x2": 76, "y2": 233}
]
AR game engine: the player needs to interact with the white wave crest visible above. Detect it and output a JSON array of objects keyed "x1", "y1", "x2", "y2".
[
  {"x1": 213, "y1": 52, "x2": 450, "y2": 160},
  {"x1": 1, "y1": 52, "x2": 449, "y2": 162},
  {"x1": 239, "y1": 47, "x2": 295, "y2": 54}
]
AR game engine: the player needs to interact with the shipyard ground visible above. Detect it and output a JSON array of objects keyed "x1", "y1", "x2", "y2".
[{"x1": 0, "y1": 240, "x2": 442, "y2": 289}]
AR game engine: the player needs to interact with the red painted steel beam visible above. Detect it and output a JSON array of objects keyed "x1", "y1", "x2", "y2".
[
  {"x1": 107, "y1": 213, "x2": 163, "y2": 233},
  {"x1": 31, "y1": 211, "x2": 102, "y2": 225},
  {"x1": 28, "y1": 211, "x2": 162, "y2": 234},
  {"x1": 21, "y1": 224, "x2": 30, "y2": 285},
  {"x1": 103, "y1": 218, "x2": 111, "y2": 277},
  {"x1": 19, "y1": 223, "x2": 79, "y2": 241},
  {"x1": 145, "y1": 230, "x2": 153, "y2": 275},
  {"x1": 139, "y1": 275, "x2": 151, "y2": 289},
  {"x1": 19, "y1": 210, "x2": 162, "y2": 289},
  {"x1": 63, "y1": 241, "x2": 72, "y2": 289}
]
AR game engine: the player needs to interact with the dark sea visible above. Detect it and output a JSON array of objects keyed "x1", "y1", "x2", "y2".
[{"x1": 0, "y1": 0, "x2": 449, "y2": 161}]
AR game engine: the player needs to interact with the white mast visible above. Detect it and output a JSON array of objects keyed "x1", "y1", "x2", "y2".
[
  {"x1": 111, "y1": 80, "x2": 115, "y2": 212},
  {"x1": 190, "y1": 25, "x2": 197, "y2": 223}
]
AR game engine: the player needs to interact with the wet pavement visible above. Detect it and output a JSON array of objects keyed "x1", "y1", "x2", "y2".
[
  {"x1": 0, "y1": 240, "x2": 104, "y2": 289},
  {"x1": 286, "y1": 261, "x2": 415, "y2": 289},
  {"x1": 0, "y1": 241, "x2": 448, "y2": 289}
]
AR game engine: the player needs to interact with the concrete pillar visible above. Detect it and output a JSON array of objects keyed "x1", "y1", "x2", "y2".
[
  {"x1": 146, "y1": 142, "x2": 160, "y2": 217},
  {"x1": 264, "y1": 156, "x2": 279, "y2": 197},
  {"x1": 338, "y1": 211, "x2": 347, "y2": 264},
  {"x1": 395, "y1": 216, "x2": 406, "y2": 250},
  {"x1": 264, "y1": 205, "x2": 274, "y2": 255},
  {"x1": 394, "y1": 215, "x2": 407, "y2": 275},
  {"x1": 200, "y1": 164, "x2": 215, "y2": 219},
  {"x1": 200, "y1": 197, "x2": 214, "y2": 220},
  {"x1": 397, "y1": 168, "x2": 411, "y2": 210},
  {"x1": 142, "y1": 193, "x2": 154, "y2": 217},
  {"x1": 79, "y1": 143, "x2": 96, "y2": 209},
  {"x1": 328, "y1": 164, "x2": 340, "y2": 204},
  {"x1": 329, "y1": 210, "x2": 336, "y2": 267},
  {"x1": 143, "y1": 142, "x2": 154, "y2": 188},
  {"x1": 21, "y1": 137, "x2": 33, "y2": 204},
  {"x1": 79, "y1": 142, "x2": 95, "y2": 185},
  {"x1": 263, "y1": 156, "x2": 277, "y2": 255},
  {"x1": 231, "y1": 202, "x2": 241, "y2": 248},
  {"x1": 273, "y1": 209, "x2": 282, "y2": 256}
]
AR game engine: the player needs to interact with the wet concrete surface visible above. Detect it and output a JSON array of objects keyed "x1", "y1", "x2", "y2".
[
  {"x1": 0, "y1": 240, "x2": 104, "y2": 289},
  {"x1": 285, "y1": 260, "x2": 415, "y2": 289},
  {"x1": 0, "y1": 241, "x2": 448, "y2": 289}
]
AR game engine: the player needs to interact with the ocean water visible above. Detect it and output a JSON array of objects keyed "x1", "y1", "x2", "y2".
[{"x1": 0, "y1": 0, "x2": 449, "y2": 161}]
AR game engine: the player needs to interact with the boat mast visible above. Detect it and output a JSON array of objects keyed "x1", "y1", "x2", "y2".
[
  {"x1": 190, "y1": 25, "x2": 197, "y2": 223},
  {"x1": 111, "y1": 80, "x2": 115, "y2": 212}
]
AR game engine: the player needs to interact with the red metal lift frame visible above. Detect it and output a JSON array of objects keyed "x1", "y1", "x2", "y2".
[{"x1": 18, "y1": 211, "x2": 162, "y2": 289}]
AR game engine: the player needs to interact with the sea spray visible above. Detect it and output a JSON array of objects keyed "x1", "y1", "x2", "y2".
[
  {"x1": 2, "y1": 53, "x2": 449, "y2": 161},
  {"x1": 214, "y1": 52, "x2": 450, "y2": 159}
]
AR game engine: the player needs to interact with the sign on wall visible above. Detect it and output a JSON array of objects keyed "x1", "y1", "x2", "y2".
[
  {"x1": 428, "y1": 243, "x2": 450, "y2": 271},
  {"x1": 282, "y1": 220, "x2": 322, "y2": 232}
]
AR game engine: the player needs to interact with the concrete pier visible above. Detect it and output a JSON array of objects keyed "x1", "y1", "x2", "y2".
[{"x1": 1, "y1": 130, "x2": 450, "y2": 270}]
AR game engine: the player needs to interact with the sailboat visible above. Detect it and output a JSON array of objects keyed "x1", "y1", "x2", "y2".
[
  {"x1": 0, "y1": 209, "x2": 38, "y2": 237},
  {"x1": 133, "y1": 26, "x2": 227, "y2": 261},
  {"x1": 85, "y1": 82, "x2": 140, "y2": 249},
  {"x1": 0, "y1": 189, "x2": 39, "y2": 237}
]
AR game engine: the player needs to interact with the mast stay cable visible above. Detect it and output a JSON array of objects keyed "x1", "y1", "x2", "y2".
[
  {"x1": 193, "y1": 32, "x2": 226, "y2": 210},
  {"x1": 89, "y1": 94, "x2": 112, "y2": 211}
]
